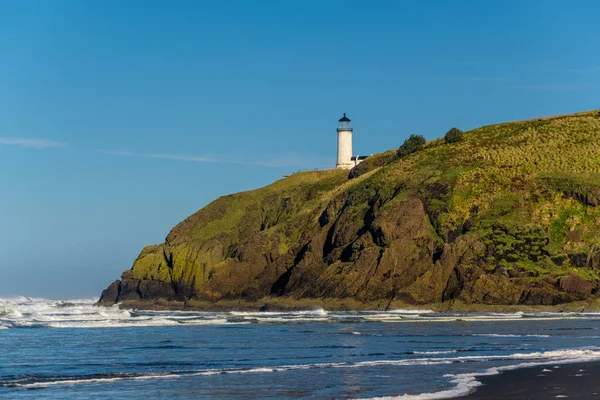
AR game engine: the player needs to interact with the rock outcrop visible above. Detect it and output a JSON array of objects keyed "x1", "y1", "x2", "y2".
[{"x1": 100, "y1": 111, "x2": 600, "y2": 307}]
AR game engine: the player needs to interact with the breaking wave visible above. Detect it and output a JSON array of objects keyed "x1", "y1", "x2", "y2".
[
  {"x1": 2, "y1": 297, "x2": 600, "y2": 329},
  {"x1": 359, "y1": 348, "x2": 600, "y2": 399},
  {"x1": 3, "y1": 347, "x2": 600, "y2": 394},
  {"x1": 3, "y1": 297, "x2": 600, "y2": 398}
]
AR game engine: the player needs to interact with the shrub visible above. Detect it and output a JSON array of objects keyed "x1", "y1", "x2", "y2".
[
  {"x1": 444, "y1": 127, "x2": 464, "y2": 144},
  {"x1": 397, "y1": 134, "x2": 426, "y2": 158}
]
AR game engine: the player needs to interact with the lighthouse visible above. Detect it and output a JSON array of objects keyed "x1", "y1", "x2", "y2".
[{"x1": 336, "y1": 113, "x2": 353, "y2": 170}]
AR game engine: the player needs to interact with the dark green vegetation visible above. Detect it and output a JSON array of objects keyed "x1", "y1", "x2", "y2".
[
  {"x1": 396, "y1": 134, "x2": 426, "y2": 158},
  {"x1": 444, "y1": 127, "x2": 464, "y2": 144},
  {"x1": 101, "y1": 110, "x2": 600, "y2": 309}
]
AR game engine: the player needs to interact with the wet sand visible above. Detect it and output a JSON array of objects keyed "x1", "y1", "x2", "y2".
[{"x1": 464, "y1": 362, "x2": 600, "y2": 399}]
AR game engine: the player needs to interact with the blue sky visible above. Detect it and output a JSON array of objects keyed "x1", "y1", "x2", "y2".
[{"x1": 1, "y1": 0, "x2": 599, "y2": 298}]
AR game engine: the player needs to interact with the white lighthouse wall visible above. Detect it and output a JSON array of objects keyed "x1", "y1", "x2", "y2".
[{"x1": 336, "y1": 130, "x2": 353, "y2": 169}]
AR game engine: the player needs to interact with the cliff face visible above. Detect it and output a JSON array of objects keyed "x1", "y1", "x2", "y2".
[{"x1": 100, "y1": 111, "x2": 600, "y2": 307}]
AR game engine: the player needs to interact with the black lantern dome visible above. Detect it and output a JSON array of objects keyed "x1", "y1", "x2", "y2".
[{"x1": 337, "y1": 113, "x2": 352, "y2": 132}]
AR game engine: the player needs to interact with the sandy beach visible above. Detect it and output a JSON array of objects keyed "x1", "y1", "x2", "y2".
[{"x1": 464, "y1": 362, "x2": 600, "y2": 399}]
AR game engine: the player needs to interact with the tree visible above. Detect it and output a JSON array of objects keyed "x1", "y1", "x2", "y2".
[
  {"x1": 397, "y1": 134, "x2": 426, "y2": 158},
  {"x1": 444, "y1": 127, "x2": 464, "y2": 144}
]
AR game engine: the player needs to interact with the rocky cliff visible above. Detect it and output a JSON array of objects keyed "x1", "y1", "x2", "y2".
[{"x1": 100, "y1": 111, "x2": 600, "y2": 308}]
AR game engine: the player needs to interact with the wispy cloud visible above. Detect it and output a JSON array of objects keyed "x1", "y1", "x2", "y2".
[
  {"x1": 97, "y1": 149, "x2": 331, "y2": 169},
  {"x1": 0, "y1": 137, "x2": 67, "y2": 148},
  {"x1": 98, "y1": 149, "x2": 217, "y2": 163}
]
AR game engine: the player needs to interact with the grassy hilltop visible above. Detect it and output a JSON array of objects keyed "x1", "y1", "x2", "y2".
[{"x1": 100, "y1": 110, "x2": 600, "y2": 310}]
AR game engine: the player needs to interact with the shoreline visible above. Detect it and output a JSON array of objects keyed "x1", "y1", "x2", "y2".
[
  {"x1": 462, "y1": 361, "x2": 600, "y2": 399},
  {"x1": 113, "y1": 297, "x2": 600, "y2": 313}
]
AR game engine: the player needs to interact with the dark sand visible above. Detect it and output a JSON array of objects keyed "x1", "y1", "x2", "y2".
[{"x1": 463, "y1": 362, "x2": 600, "y2": 399}]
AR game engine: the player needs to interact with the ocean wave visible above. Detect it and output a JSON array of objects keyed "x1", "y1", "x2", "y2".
[
  {"x1": 472, "y1": 333, "x2": 551, "y2": 338},
  {"x1": 411, "y1": 350, "x2": 458, "y2": 355},
  {"x1": 6, "y1": 347, "x2": 600, "y2": 391},
  {"x1": 2, "y1": 372, "x2": 182, "y2": 389},
  {"x1": 358, "y1": 348, "x2": 600, "y2": 399},
  {"x1": 230, "y1": 308, "x2": 329, "y2": 317},
  {"x1": 3, "y1": 297, "x2": 600, "y2": 329},
  {"x1": 387, "y1": 309, "x2": 435, "y2": 314}
]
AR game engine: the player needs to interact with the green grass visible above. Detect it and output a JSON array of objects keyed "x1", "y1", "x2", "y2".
[{"x1": 123, "y1": 109, "x2": 600, "y2": 301}]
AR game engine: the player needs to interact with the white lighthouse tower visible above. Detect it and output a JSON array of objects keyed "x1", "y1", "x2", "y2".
[{"x1": 336, "y1": 113, "x2": 353, "y2": 170}]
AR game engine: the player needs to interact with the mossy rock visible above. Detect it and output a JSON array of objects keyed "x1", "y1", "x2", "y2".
[{"x1": 100, "y1": 110, "x2": 600, "y2": 307}]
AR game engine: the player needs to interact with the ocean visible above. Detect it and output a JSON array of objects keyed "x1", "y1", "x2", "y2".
[{"x1": 1, "y1": 297, "x2": 600, "y2": 399}]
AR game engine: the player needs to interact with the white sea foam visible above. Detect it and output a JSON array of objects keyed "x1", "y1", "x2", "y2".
[
  {"x1": 230, "y1": 308, "x2": 328, "y2": 317},
  {"x1": 412, "y1": 350, "x2": 458, "y2": 355},
  {"x1": 473, "y1": 333, "x2": 551, "y2": 338},
  {"x1": 387, "y1": 309, "x2": 435, "y2": 314},
  {"x1": 358, "y1": 348, "x2": 600, "y2": 399},
  {"x1": 363, "y1": 380, "x2": 481, "y2": 400},
  {"x1": 0, "y1": 298, "x2": 439, "y2": 329},
  {"x1": 11, "y1": 347, "x2": 600, "y2": 393},
  {"x1": 2, "y1": 296, "x2": 600, "y2": 329},
  {"x1": 0, "y1": 297, "x2": 245, "y2": 329},
  {"x1": 12, "y1": 373, "x2": 182, "y2": 388}
]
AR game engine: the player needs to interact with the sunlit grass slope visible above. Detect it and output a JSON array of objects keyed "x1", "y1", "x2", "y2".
[{"x1": 101, "y1": 110, "x2": 600, "y2": 307}]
